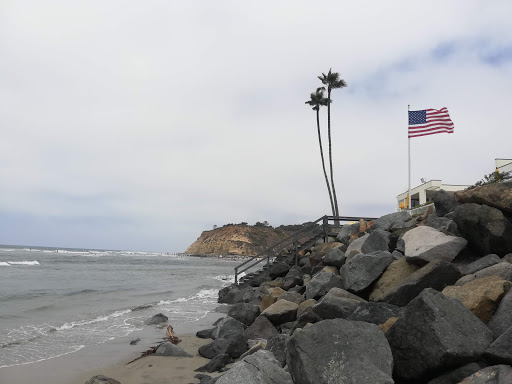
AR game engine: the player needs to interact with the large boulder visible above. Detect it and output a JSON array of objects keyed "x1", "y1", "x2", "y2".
[
  {"x1": 455, "y1": 183, "x2": 512, "y2": 215},
  {"x1": 211, "y1": 317, "x2": 245, "y2": 340},
  {"x1": 145, "y1": 313, "x2": 168, "y2": 325},
  {"x1": 442, "y1": 276, "x2": 512, "y2": 323},
  {"x1": 155, "y1": 341, "x2": 192, "y2": 357},
  {"x1": 426, "y1": 362, "x2": 488, "y2": 384},
  {"x1": 434, "y1": 189, "x2": 459, "y2": 217},
  {"x1": 341, "y1": 251, "x2": 394, "y2": 295},
  {"x1": 269, "y1": 263, "x2": 290, "y2": 280},
  {"x1": 281, "y1": 268, "x2": 303, "y2": 291},
  {"x1": 323, "y1": 248, "x2": 346, "y2": 268},
  {"x1": 379, "y1": 260, "x2": 461, "y2": 307},
  {"x1": 219, "y1": 285, "x2": 241, "y2": 304},
  {"x1": 304, "y1": 270, "x2": 343, "y2": 300},
  {"x1": 483, "y1": 326, "x2": 512, "y2": 365},
  {"x1": 452, "y1": 203, "x2": 512, "y2": 256},
  {"x1": 84, "y1": 376, "x2": 121, "y2": 384},
  {"x1": 198, "y1": 331, "x2": 247, "y2": 359},
  {"x1": 286, "y1": 318, "x2": 394, "y2": 384},
  {"x1": 337, "y1": 222, "x2": 360, "y2": 244},
  {"x1": 228, "y1": 303, "x2": 260, "y2": 326},
  {"x1": 309, "y1": 242, "x2": 341, "y2": 267},
  {"x1": 345, "y1": 233, "x2": 369, "y2": 259},
  {"x1": 455, "y1": 262, "x2": 512, "y2": 286},
  {"x1": 312, "y1": 287, "x2": 364, "y2": 320},
  {"x1": 370, "y1": 211, "x2": 412, "y2": 232},
  {"x1": 347, "y1": 302, "x2": 405, "y2": 325},
  {"x1": 195, "y1": 353, "x2": 233, "y2": 373},
  {"x1": 402, "y1": 226, "x2": 467, "y2": 265},
  {"x1": 455, "y1": 365, "x2": 512, "y2": 384},
  {"x1": 277, "y1": 291, "x2": 305, "y2": 305},
  {"x1": 361, "y1": 230, "x2": 397, "y2": 254},
  {"x1": 460, "y1": 254, "x2": 502, "y2": 275},
  {"x1": 369, "y1": 257, "x2": 420, "y2": 301},
  {"x1": 385, "y1": 288, "x2": 493, "y2": 381},
  {"x1": 266, "y1": 334, "x2": 289, "y2": 367},
  {"x1": 260, "y1": 300, "x2": 299, "y2": 326},
  {"x1": 424, "y1": 214, "x2": 460, "y2": 236},
  {"x1": 488, "y1": 288, "x2": 512, "y2": 339},
  {"x1": 215, "y1": 350, "x2": 294, "y2": 384},
  {"x1": 297, "y1": 299, "x2": 317, "y2": 317},
  {"x1": 244, "y1": 316, "x2": 279, "y2": 342}
]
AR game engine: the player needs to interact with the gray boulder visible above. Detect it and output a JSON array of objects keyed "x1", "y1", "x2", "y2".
[
  {"x1": 345, "y1": 233, "x2": 369, "y2": 259},
  {"x1": 426, "y1": 362, "x2": 488, "y2": 384},
  {"x1": 266, "y1": 334, "x2": 289, "y2": 367},
  {"x1": 456, "y1": 365, "x2": 512, "y2": 384},
  {"x1": 369, "y1": 211, "x2": 412, "y2": 232},
  {"x1": 424, "y1": 214, "x2": 460, "y2": 236},
  {"x1": 219, "y1": 285, "x2": 257, "y2": 304},
  {"x1": 281, "y1": 268, "x2": 303, "y2": 291},
  {"x1": 341, "y1": 251, "x2": 394, "y2": 295},
  {"x1": 155, "y1": 341, "x2": 192, "y2": 357},
  {"x1": 380, "y1": 260, "x2": 461, "y2": 307},
  {"x1": 312, "y1": 287, "x2": 363, "y2": 319},
  {"x1": 455, "y1": 183, "x2": 512, "y2": 215},
  {"x1": 483, "y1": 325, "x2": 512, "y2": 365},
  {"x1": 347, "y1": 302, "x2": 405, "y2": 325},
  {"x1": 402, "y1": 226, "x2": 467, "y2": 265},
  {"x1": 452, "y1": 203, "x2": 512, "y2": 256},
  {"x1": 277, "y1": 291, "x2": 305, "y2": 305},
  {"x1": 215, "y1": 350, "x2": 294, "y2": 384},
  {"x1": 287, "y1": 318, "x2": 394, "y2": 384},
  {"x1": 269, "y1": 263, "x2": 290, "y2": 280},
  {"x1": 434, "y1": 190, "x2": 459, "y2": 217},
  {"x1": 195, "y1": 353, "x2": 233, "y2": 373},
  {"x1": 385, "y1": 288, "x2": 493, "y2": 381},
  {"x1": 260, "y1": 300, "x2": 298, "y2": 326},
  {"x1": 488, "y1": 289, "x2": 512, "y2": 339},
  {"x1": 244, "y1": 316, "x2": 279, "y2": 342},
  {"x1": 304, "y1": 270, "x2": 343, "y2": 300},
  {"x1": 336, "y1": 222, "x2": 360, "y2": 244},
  {"x1": 503, "y1": 253, "x2": 512, "y2": 263},
  {"x1": 199, "y1": 331, "x2": 247, "y2": 359},
  {"x1": 323, "y1": 248, "x2": 346, "y2": 268},
  {"x1": 211, "y1": 317, "x2": 245, "y2": 340},
  {"x1": 361, "y1": 229, "x2": 397, "y2": 254},
  {"x1": 145, "y1": 312, "x2": 168, "y2": 325},
  {"x1": 460, "y1": 254, "x2": 502, "y2": 275},
  {"x1": 196, "y1": 328, "x2": 215, "y2": 339},
  {"x1": 84, "y1": 376, "x2": 121, "y2": 384},
  {"x1": 228, "y1": 303, "x2": 260, "y2": 326},
  {"x1": 455, "y1": 262, "x2": 512, "y2": 286}
]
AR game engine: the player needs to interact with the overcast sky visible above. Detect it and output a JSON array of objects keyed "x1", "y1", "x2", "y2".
[{"x1": 1, "y1": 1, "x2": 511, "y2": 252}]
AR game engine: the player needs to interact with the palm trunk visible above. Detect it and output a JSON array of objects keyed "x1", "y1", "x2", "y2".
[
  {"x1": 327, "y1": 88, "x2": 340, "y2": 220},
  {"x1": 316, "y1": 108, "x2": 335, "y2": 216}
]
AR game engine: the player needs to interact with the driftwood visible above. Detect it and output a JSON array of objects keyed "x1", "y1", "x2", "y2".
[{"x1": 125, "y1": 324, "x2": 182, "y2": 365}]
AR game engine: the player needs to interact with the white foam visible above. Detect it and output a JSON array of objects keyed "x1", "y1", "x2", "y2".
[
  {"x1": 0, "y1": 345, "x2": 85, "y2": 369},
  {"x1": 157, "y1": 288, "x2": 219, "y2": 306},
  {"x1": 7, "y1": 261, "x2": 40, "y2": 266},
  {"x1": 0, "y1": 262, "x2": 11, "y2": 266},
  {"x1": 56, "y1": 309, "x2": 132, "y2": 331}
]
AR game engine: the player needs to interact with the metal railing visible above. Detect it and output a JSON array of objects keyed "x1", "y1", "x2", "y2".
[{"x1": 233, "y1": 215, "x2": 378, "y2": 283}]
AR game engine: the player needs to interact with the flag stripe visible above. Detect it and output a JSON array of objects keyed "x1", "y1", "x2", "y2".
[{"x1": 408, "y1": 107, "x2": 454, "y2": 138}]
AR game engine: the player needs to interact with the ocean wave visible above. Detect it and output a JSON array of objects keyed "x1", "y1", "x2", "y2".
[
  {"x1": 6, "y1": 261, "x2": 40, "y2": 266},
  {"x1": 0, "y1": 344, "x2": 85, "y2": 369},
  {"x1": 157, "y1": 288, "x2": 219, "y2": 306},
  {"x1": 56, "y1": 309, "x2": 132, "y2": 331},
  {"x1": 0, "y1": 261, "x2": 11, "y2": 266}
]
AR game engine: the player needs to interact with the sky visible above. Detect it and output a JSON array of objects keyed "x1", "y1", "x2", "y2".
[{"x1": 1, "y1": 1, "x2": 511, "y2": 252}]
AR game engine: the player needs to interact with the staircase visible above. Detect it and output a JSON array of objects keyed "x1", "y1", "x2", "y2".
[{"x1": 234, "y1": 215, "x2": 378, "y2": 284}]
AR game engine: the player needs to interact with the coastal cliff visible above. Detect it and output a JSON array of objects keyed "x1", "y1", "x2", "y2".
[{"x1": 185, "y1": 224, "x2": 294, "y2": 256}]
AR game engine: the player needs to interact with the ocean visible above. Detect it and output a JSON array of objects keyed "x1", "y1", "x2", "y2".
[{"x1": 0, "y1": 245, "x2": 236, "y2": 370}]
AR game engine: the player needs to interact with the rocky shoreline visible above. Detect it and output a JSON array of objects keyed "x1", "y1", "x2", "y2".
[{"x1": 85, "y1": 183, "x2": 512, "y2": 384}]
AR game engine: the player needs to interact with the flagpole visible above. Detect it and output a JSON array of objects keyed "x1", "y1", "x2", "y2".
[{"x1": 408, "y1": 105, "x2": 411, "y2": 209}]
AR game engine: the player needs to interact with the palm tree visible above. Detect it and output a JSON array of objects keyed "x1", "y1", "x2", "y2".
[
  {"x1": 318, "y1": 69, "x2": 347, "y2": 218},
  {"x1": 305, "y1": 88, "x2": 335, "y2": 217}
]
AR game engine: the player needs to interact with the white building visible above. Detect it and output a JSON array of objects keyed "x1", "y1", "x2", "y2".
[{"x1": 496, "y1": 158, "x2": 512, "y2": 175}]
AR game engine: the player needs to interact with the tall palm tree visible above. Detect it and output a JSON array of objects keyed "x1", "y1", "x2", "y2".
[
  {"x1": 305, "y1": 88, "x2": 335, "y2": 216},
  {"x1": 318, "y1": 69, "x2": 347, "y2": 218}
]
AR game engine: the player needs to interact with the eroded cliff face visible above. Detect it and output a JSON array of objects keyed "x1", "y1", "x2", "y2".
[{"x1": 185, "y1": 225, "x2": 291, "y2": 256}]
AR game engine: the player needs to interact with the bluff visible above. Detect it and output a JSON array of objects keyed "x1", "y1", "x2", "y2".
[{"x1": 185, "y1": 224, "x2": 294, "y2": 256}]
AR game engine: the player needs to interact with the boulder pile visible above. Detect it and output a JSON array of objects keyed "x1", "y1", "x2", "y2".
[{"x1": 196, "y1": 183, "x2": 512, "y2": 384}]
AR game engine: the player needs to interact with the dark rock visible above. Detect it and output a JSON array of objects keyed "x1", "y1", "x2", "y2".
[
  {"x1": 244, "y1": 316, "x2": 279, "y2": 342},
  {"x1": 484, "y1": 325, "x2": 512, "y2": 365},
  {"x1": 452, "y1": 203, "x2": 512, "y2": 256},
  {"x1": 347, "y1": 302, "x2": 405, "y2": 324},
  {"x1": 145, "y1": 313, "x2": 168, "y2": 325},
  {"x1": 155, "y1": 341, "x2": 192, "y2": 357},
  {"x1": 460, "y1": 254, "x2": 502, "y2": 275},
  {"x1": 369, "y1": 211, "x2": 411, "y2": 232},
  {"x1": 392, "y1": 249, "x2": 404, "y2": 259},
  {"x1": 260, "y1": 300, "x2": 298, "y2": 326},
  {"x1": 341, "y1": 251, "x2": 394, "y2": 295},
  {"x1": 129, "y1": 338, "x2": 140, "y2": 345},
  {"x1": 218, "y1": 285, "x2": 241, "y2": 304},
  {"x1": 277, "y1": 321, "x2": 295, "y2": 335},
  {"x1": 456, "y1": 365, "x2": 512, "y2": 383},
  {"x1": 426, "y1": 362, "x2": 488, "y2": 384},
  {"x1": 309, "y1": 243, "x2": 341, "y2": 267},
  {"x1": 288, "y1": 285, "x2": 306, "y2": 294},
  {"x1": 489, "y1": 288, "x2": 512, "y2": 339},
  {"x1": 312, "y1": 287, "x2": 363, "y2": 319},
  {"x1": 455, "y1": 183, "x2": 512, "y2": 215},
  {"x1": 304, "y1": 270, "x2": 343, "y2": 300},
  {"x1": 455, "y1": 262, "x2": 512, "y2": 286},
  {"x1": 287, "y1": 318, "x2": 394, "y2": 384},
  {"x1": 266, "y1": 334, "x2": 289, "y2": 367},
  {"x1": 199, "y1": 331, "x2": 247, "y2": 359},
  {"x1": 292, "y1": 308, "x2": 322, "y2": 332},
  {"x1": 434, "y1": 190, "x2": 460, "y2": 217},
  {"x1": 211, "y1": 317, "x2": 245, "y2": 340},
  {"x1": 195, "y1": 373, "x2": 215, "y2": 384},
  {"x1": 277, "y1": 291, "x2": 304, "y2": 305},
  {"x1": 84, "y1": 376, "x2": 121, "y2": 384},
  {"x1": 503, "y1": 253, "x2": 512, "y2": 263},
  {"x1": 337, "y1": 222, "x2": 360, "y2": 244},
  {"x1": 197, "y1": 328, "x2": 215, "y2": 339},
  {"x1": 380, "y1": 260, "x2": 461, "y2": 307},
  {"x1": 235, "y1": 286, "x2": 258, "y2": 304},
  {"x1": 195, "y1": 353, "x2": 233, "y2": 373},
  {"x1": 215, "y1": 350, "x2": 294, "y2": 384},
  {"x1": 269, "y1": 263, "x2": 290, "y2": 280},
  {"x1": 345, "y1": 233, "x2": 369, "y2": 259},
  {"x1": 361, "y1": 229, "x2": 397, "y2": 254},
  {"x1": 228, "y1": 303, "x2": 260, "y2": 326},
  {"x1": 323, "y1": 248, "x2": 346, "y2": 267},
  {"x1": 424, "y1": 214, "x2": 460, "y2": 236},
  {"x1": 281, "y1": 268, "x2": 303, "y2": 290},
  {"x1": 385, "y1": 288, "x2": 493, "y2": 381}
]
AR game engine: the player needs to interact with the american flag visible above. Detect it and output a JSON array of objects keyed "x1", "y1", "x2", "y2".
[{"x1": 408, "y1": 108, "x2": 454, "y2": 138}]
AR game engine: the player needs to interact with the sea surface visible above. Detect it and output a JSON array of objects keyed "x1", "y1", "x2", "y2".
[{"x1": 0, "y1": 245, "x2": 236, "y2": 369}]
